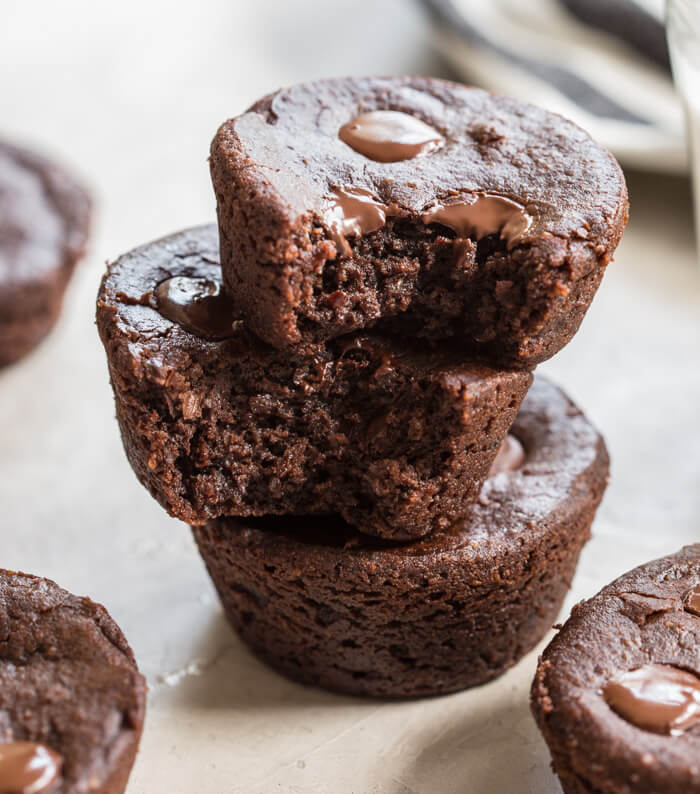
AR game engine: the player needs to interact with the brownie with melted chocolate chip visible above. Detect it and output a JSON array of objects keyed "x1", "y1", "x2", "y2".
[
  {"x1": 0, "y1": 140, "x2": 90, "y2": 367},
  {"x1": 210, "y1": 76, "x2": 628, "y2": 366},
  {"x1": 0, "y1": 569, "x2": 146, "y2": 794},
  {"x1": 532, "y1": 545, "x2": 700, "y2": 794},
  {"x1": 96, "y1": 224, "x2": 531, "y2": 540},
  {"x1": 193, "y1": 377, "x2": 609, "y2": 697}
]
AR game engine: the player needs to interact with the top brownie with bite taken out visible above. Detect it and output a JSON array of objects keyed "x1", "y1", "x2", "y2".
[{"x1": 210, "y1": 76, "x2": 628, "y2": 366}]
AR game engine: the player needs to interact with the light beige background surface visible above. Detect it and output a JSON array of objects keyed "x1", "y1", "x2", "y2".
[{"x1": 1, "y1": 1, "x2": 698, "y2": 792}]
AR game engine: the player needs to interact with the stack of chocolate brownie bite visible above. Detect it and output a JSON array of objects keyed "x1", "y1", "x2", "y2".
[{"x1": 97, "y1": 76, "x2": 628, "y2": 697}]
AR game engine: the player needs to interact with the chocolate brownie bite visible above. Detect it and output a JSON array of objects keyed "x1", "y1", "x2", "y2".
[
  {"x1": 532, "y1": 546, "x2": 700, "y2": 794},
  {"x1": 96, "y1": 224, "x2": 531, "y2": 539},
  {"x1": 0, "y1": 141, "x2": 90, "y2": 367},
  {"x1": 192, "y1": 377, "x2": 609, "y2": 697},
  {"x1": 0, "y1": 570, "x2": 146, "y2": 794},
  {"x1": 210, "y1": 76, "x2": 628, "y2": 365}
]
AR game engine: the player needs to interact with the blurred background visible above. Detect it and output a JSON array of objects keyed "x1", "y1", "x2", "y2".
[{"x1": 0, "y1": 1, "x2": 698, "y2": 792}]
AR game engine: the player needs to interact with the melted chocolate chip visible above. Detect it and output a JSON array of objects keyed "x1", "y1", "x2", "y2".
[
  {"x1": 421, "y1": 194, "x2": 532, "y2": 246},
  {"x1": 322, "y1": 187, "x2": 388, "y2": 257},
  {"x1": 338, "y1": 110, "x2": 444, "y2": 163},
  {"x1": 603, "y1": 664, "x2": 700, "y2": 735},
  {"x1": 488, "y1": 435, "x2": 526, "y2": 477},
  {"x1": 685, "y1": 583, "x2": 700, "y2": 616},
  {"x1": 156, "y1": 276, "x2": 235, "y2": 340},
  {"x1": 0, "y1": 742, "x2": 62, "y2": 794},
  {"x1": 321, "y1": 188, "x2": 532, "y2": 260}
]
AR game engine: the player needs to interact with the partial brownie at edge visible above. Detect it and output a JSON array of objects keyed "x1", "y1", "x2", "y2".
[
  {"x1": 532, "y1": 545, "x2": 700, "y2": 794},
  {"x1": 0, "y1": 140, "x2": 90, "y2": 367},
  {"x1": 0, "y1": 569, "x2": 146, "y2": 794}
]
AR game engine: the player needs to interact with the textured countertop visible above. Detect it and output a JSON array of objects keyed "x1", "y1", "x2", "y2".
[{"x1": 0, "y1": 1, "x2": 698, "y2": 792}]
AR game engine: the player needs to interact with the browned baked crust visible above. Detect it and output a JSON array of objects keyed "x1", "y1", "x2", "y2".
[{"x1": 0, "y1": 570, "x2": 146, "y2": 794}]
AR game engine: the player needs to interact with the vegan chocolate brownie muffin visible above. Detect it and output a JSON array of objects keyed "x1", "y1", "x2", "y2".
[
  {"x1": 0, "y1": 141, "x2": 90, "y2": 367},
  {"x1": 0, "y1": 569, "x2": 146, "y2": 794},
  {"x1": 96, "y1": 224, "x2": 530, "y2": 539},
  {"x1": 210, "y1": 76, "x2": 628, "y2": 365},
  {"x1": 532, "y1": 545, "x2": 700, "y2": 794},
  {"x1": 192, "y1": 377, "x2": 609, "y2": 697}
]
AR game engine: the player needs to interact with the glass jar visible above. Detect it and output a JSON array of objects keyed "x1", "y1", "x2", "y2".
[{"x1": 667, "y1": 0, "x2": 700, "y2": 260}]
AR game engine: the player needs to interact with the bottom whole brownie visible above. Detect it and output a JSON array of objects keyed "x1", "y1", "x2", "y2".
[{"x1": 193, "y1": 377, "x2": 609, "y2": 698}]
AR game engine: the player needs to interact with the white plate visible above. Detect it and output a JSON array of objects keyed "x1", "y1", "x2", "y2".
[{"x1": 422, "y1": 0, "x2": 688, "y2": 173}]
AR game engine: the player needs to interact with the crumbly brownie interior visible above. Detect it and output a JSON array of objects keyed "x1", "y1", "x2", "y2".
[
  {"x1": 296, "y1": 215, "x2": 601, "y2": 362},
  {"x1": 111, "y1": 322, "x2": 528, "y2": 538}
]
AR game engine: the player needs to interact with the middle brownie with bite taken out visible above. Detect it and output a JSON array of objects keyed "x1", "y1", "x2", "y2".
[{"x1": 96, "y1": 224, "x2": 531, "y2": 540}]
